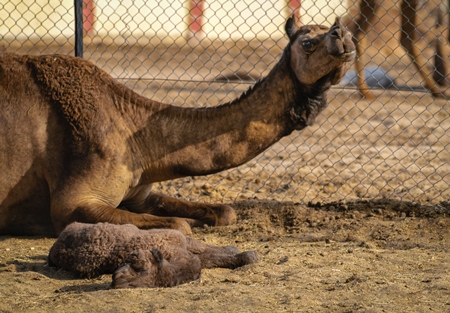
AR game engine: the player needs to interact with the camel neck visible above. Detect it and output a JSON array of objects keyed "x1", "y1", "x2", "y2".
[{"x1": 128, "y1": 49, "x2": 328, "y2": 182}]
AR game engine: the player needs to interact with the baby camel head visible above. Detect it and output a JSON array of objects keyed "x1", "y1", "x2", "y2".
[
  {"x1": 285, "y1": 17, "x2": 355, "y2": 86},
  {"x1": 112, "y1": 248, "x2": 201, "y2": 288}
]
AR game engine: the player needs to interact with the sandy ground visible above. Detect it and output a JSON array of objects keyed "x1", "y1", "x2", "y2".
[
  {"x1": 0, "y1": 89, "x2": 449, "y2": 313},
  {"x1": 0, "y1": 199, "x2": 449, "y2": 313},
  {"x1": 1, "y1": 2, "x2": 449, "y2": 311}
]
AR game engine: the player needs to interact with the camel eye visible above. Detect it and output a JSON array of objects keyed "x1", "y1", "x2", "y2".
[{"x1": 302, "y1": 40, "x2": 314, "y2": 51}]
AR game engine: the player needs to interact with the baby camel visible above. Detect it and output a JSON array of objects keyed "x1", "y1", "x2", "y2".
[
  {"x1": 48, "y1": 222, "x2": 258, "y2": 288},
  {"x1": 0, "y1": 17, "x2": 355, "y2": 236}
]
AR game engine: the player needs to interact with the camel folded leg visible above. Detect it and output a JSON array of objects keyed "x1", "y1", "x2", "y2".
[
  {"x1": 51, "y1": 200, "x2": 192, "y2": 235},
  {"x1": 126, "y1": 192, "x2": 237, "y2": 228}
]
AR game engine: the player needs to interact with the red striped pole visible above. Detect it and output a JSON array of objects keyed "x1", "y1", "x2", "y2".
[
  {"x1": 83, "y1": 0, "x2": 95, "y2": 35},
  {"x1": 188, "y1": 0, "x2": 205, "y2": 37},
  {"x1": 287, "y1": 0, "x2": 301, "y2": 23}
]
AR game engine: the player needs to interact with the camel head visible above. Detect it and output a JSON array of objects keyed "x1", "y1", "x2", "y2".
[{"x1": 285, "y1": 17, "x2": 355, "y2": 86}]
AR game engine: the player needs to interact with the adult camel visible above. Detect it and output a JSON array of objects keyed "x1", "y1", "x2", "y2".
[{"x1": 0, "y1": 17, "x2": 355, "y2": 236}]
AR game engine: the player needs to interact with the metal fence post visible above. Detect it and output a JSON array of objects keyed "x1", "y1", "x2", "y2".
[{"x1": 74, "y1": 0, "x2": 83, "y2": 58}]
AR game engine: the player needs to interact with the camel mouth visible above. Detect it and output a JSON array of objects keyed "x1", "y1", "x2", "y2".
[
  {"x1": 329, "y1": 50, "x2": 355, "y2": 63},
  {"x1": 339, "y1": 51, "x2": 356, "y2": 62}
]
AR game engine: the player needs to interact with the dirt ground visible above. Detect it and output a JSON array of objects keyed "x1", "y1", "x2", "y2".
[
  {"x1": 0, "y1": 89, "x2": 449, "y2": 313},
  {"x1": 1, "y1": 198, "x2": 449, "y2": 313},
  {"x1": 1, "y1": 3, "x2": 450, "y2": 311}
]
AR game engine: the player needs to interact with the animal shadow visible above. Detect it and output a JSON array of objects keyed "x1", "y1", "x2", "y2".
[{"x1": 1, "y1": 255, "x2": 112, "y2": 292}]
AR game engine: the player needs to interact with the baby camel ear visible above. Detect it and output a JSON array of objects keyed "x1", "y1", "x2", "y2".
[
  {"x1": 285, "y1": 15, "x2": 299, "y2": 43},
  {"x1": 151, "y1": 248, "x2": 165, "y2": 268}
]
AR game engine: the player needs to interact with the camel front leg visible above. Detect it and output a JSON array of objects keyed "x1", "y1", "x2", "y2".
[
  {"x1": 125, "y1": 192, "x2": 237, "y2": 228},
  {"x1": 400, "y1": 0, "x2": 449, "y2": 98},
  {"x1": 51, "y1": 197, "x2": 192, "y2": 235},
  {"x1": 353, "y1": 0, "x2": 380, "y2": 100}
]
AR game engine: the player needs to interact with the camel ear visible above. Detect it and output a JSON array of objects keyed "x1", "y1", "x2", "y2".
[
  {"x1": 151, "y1": 248, "x2": 164, "y2": 267},
  {"x1": 285, "y1": 15, "x2": 298, "y2": 42},
  {"x1": 332, "y1": 16, "x2": 341, "y2": 28}
]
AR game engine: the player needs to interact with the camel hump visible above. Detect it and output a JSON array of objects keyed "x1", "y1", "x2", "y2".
[
  {"x1": 26, "y1": 54, "x2": 103, "y2": 106},
  {"x1": 25, "y1": 54, "x2": 113, "y2": 139}
]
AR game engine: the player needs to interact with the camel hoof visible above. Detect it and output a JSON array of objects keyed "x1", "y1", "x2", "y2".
[
  {"x1": 215, "y1": 205, "x2": 237, "y2": 226},
  {"x1": 229, "y1": 251, "x2": 258, "y2": 269},
  {"x1": 237, "y1": 250, "x2": 258, "y2": 267}
]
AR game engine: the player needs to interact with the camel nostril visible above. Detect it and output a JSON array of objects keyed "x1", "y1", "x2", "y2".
[
  {"x1": 330, "y1": 30, "x2": 340, "y2": 38},
  {"x1": 329, "y1": 26, "x2": 341, "y2": 38}
]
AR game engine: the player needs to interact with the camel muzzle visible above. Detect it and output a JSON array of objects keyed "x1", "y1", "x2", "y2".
[{"x1": 327, "y1": 18, "x2": 356, "y2": 63}]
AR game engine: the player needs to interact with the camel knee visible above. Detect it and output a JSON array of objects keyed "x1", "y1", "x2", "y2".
[{"x1": 168, "y1": 218, "x2": 192, "y2": 235}]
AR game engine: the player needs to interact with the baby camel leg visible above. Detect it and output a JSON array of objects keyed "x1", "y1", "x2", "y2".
[
  {"x1": 112, "y1": 236, "x2": 258, "y2": 288},
  {"x1": 184, "y1": 236, "x2": 258, "y2": 269}
]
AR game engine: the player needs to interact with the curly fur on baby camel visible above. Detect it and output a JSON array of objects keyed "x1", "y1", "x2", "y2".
[{"x1": 48, "y1": 222, "x2": 258, "y2": 288}]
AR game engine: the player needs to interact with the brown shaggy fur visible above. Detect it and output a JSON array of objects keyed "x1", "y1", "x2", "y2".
[
  {"x1": 48, "y1": 222, "x2": 258, "y2": 288},
  {"x1": 0, "y1": 18, "x2": 354, "y2": 236}
]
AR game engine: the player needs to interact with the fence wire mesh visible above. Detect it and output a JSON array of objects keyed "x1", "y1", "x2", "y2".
[{"x1": 1, "y1": 0, "x2": 449, "y2": 205}]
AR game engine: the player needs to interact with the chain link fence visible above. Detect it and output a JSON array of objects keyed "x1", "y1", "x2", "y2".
[{"x1": 1, "y1": 0, "x2": 449, "y2": 205}]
